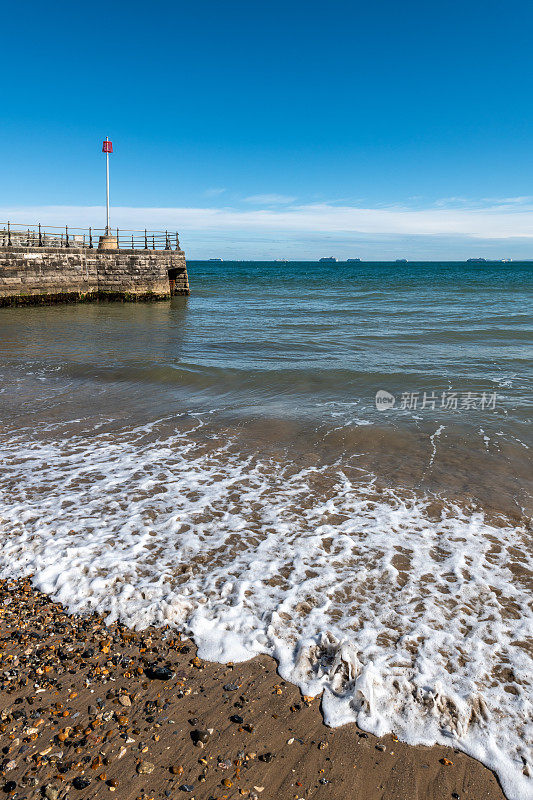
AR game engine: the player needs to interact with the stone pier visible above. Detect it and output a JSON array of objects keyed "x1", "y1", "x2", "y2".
[{"x1": 0, "y1": 246, "x2": 189, "y2": 306}]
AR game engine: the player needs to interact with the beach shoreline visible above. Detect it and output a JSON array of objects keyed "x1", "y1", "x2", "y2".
[{"x1": 0, "y1": 577, "x2": 508, "y2": 800}]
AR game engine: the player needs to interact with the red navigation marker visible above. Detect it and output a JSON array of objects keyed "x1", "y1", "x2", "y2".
[{"x1": 102, "y1": 137, "x2": 113, "y2": 234}]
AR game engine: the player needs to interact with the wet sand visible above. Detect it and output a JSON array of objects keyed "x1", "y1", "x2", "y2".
[{"x1": 0, "y1": 578, "x2": 507, "y2": 800}]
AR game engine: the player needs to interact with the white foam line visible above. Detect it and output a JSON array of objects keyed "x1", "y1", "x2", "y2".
[
  {"x1": 0, "y1": 423, "x2": 531, "y2": 800},
  {"x1": 429, "y1": 425, "x2": 445, "y2": 466}
]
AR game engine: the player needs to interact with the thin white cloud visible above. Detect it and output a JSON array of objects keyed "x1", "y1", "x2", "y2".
[
  {"x1": 243, "y1": 194, "x2": 297, "y2": 204},
  {"x1": 3, "y1": 200, "x2": 533, "y2": 240},
  {"x1": 480, "y1": 196, "x2": 533, "y2": 208},
  {"x1": 434, "y1": 195, "x2": 533, "y2": 209},
  {"x1": 204, "y1": 187, "x2": 226, "y2": 197}
]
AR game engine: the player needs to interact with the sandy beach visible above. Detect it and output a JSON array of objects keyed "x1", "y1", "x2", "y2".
[{"x1": 0, "y1": 577, "x2": 507, "y2": 800}]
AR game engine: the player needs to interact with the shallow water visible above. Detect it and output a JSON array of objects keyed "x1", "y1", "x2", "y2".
[{"x1": 0, "y1": 261, "x2": 531, "y2": 798}]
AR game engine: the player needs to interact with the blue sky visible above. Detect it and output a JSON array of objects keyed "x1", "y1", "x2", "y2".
[{"x1": 3, "y1": 0, "x2": 533, "y2": 258}]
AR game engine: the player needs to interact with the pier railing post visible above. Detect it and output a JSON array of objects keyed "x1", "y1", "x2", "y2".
[
  {"x1": 65, "y1": 226, "x2": 69, "y2": 248},
  {"x1": 38, "y1": 223, "x2": 42, "y2": 247},
  {"x1": 7, "y1": 222, "x2": 11, "y2": 247},
  {"x1": 89, "y1": 227, "x2": 93, "y2": 249}
]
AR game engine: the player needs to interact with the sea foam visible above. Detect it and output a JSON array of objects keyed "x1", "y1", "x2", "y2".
[{"x1": 0, "y1": 417, "x2": 531, "y2": 800}]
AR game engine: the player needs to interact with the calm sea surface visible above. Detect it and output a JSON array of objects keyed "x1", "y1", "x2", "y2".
[{"x1": 0, "y1": 261, "x2": 532, "y2": 798}]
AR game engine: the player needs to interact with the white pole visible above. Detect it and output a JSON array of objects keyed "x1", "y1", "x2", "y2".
[{"x1": 105, "y1": 137, "x2": 110, "y2": 235}]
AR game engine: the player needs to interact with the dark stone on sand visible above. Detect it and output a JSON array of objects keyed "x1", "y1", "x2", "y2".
[
  {"x1": 3, "y1": 782, "x2": 16, "y2": 794},
  {"x1": 259, "y1": 752, "x2": 274, "y2": 762},
  {"x1": 179, "y1": 785, "x2": 194, "y2": 792},
  {"x1": 223, "y1": 683, "x2": 239, "y2": 691},
  {"x1": 230, "y1": 714, "x2": 244, "y2": 724},
  {"x1": 72, "y1": 777, "x2": 91, "y2": 789},
  {"x1": 191, "y1": 729, "x2": 210, "y2": 745},
  {"x1": 145, "y1": 665, "x2": 174, "y2": 680}
]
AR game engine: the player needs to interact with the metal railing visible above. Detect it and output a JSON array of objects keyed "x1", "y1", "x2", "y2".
[{"x1": 0, "y1": 222, "x2": 181, "y2": 250}]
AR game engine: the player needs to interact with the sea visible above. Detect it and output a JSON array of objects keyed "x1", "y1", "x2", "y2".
[{"x1": 0, "y1": 260, "x2": 531, "y2": 799}]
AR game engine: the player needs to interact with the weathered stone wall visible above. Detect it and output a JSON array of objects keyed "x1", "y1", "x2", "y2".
[{"x1": 0, "y1": 247, "x2": 189, "y2": 305}]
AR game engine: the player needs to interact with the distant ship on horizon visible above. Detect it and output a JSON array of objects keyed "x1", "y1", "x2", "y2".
[
  {"x1": 319, "y1": 256, "x2": 337, "y2": 262},
  {"x1": 396, "y1": 258, "x2": 408, "y2": 263},
  {"x1": 347, "y1": 258, "x2": 361, "y2": 262},
  {"x1": 467, "y1": 257, "x2": 513, "y2": 263},
  {"x1": 208, "y1": 258, "x2": 223, "y2": 261}
]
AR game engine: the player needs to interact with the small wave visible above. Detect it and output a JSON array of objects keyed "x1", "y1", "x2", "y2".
[{"x1": 0, "y1": 419, "x2": 531, "y2": 800}]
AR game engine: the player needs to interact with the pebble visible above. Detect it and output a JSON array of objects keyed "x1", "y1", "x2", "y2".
[
  {"x1": 230, "y1": 714, "x2": 244, "y2": 724},
  {"x1": 137, "y1": 761, "x2": 155, "y2": 774},
  {"x1": 119, "y1": 695, "x2": 131, "y2": 707},
  {"x1": 44, "y1": 785, "x2": 59, "y2": 800},
  {"x1": 145, "y1": 665, "x2": 174, "y2": 680},
  {"x1": 72, "y1": 777, "x2": 91, "y2": 790},
  {"x1": 191, "y1": 729, "x2": 210, "y2": 745},
  {"x1": 179, "y1": 785, "x2": 194, "y2": 792}
]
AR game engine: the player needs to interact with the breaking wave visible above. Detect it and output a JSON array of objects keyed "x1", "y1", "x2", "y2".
[{"x1": 0, "y1": 416, "x2": 531, "y2": 800}]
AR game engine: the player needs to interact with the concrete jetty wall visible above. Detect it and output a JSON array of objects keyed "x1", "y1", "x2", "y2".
[{"x1": 0, "y1": 246, "x2": 189, "y2": 305}]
